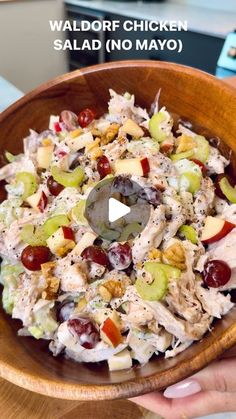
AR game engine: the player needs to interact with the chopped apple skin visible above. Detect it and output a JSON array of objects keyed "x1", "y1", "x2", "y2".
[
  {"x1": 73, "y1": 231, "x2": 97, "y2": 256},
  {"x1": 121, "y1": 119, "x2": 144, "y2": 138},
  {"x1": 140, "y1": 157, "x2": 150, "y2": 175},
  {"x1": 61, "y1": 226, "x2": 75, "y2": 241},
  {"x1": 46, "y1": 226, "x2": 75, "y2": 256},
  {"x1": 26, "y1": 191, "x2": 47, "y2": 212},
  {"x1": 49, "y1": 115, "x2": 60, "y2": 131},
  {"x1": 201, "y1": 216, "x2": 235, "y2": 244},
  {"x1": 36, "y1": 146, "x2": 54, "y2": 169},
  {"x1": 114, "y1": 157, "x2": 150, "y2": 176},
  {"x1": 101, "y1": 317, "x2": 123, "y2": 347},
  {"x1": 108, "y1": 349, "x2": 132, "y2": 371},
  {"x1": 66, "y1": 132, "x2": 94, "y2": 152},
  {"x1": 37, "y1": 191, "x2": 48, "y2": 212}
]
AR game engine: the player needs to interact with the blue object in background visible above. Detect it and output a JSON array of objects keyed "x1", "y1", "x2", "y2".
[
  {"x1": 0, "y1": 76, "x2": 23, "y2": 112},
  {"x1": 216, "y1": 31, "x2": 236, "y2": 78}
]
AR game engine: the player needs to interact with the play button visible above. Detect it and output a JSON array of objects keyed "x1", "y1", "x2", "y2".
[
  {"x1": 85, "y1": 176, "x2": 151, "y2": 242},
  {"x1": 108, "y1": 198, "x2": 130, "y2": 222}
]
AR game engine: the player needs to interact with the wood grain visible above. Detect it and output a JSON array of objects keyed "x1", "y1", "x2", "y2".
[
  {"x1": 0, "y1": 377, "x2": 159, "y2": 419},
  {"x1": 1, "y1": 61, "x2": 236, "y2": 401}
]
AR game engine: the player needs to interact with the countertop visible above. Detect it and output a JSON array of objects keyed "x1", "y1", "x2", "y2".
[{"x1": 64, "y1": 0, "x2": 236, "y2": 38}]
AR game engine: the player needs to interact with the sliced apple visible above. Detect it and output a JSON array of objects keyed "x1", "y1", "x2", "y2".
[
  {"x1": 121, "y1": 119, "x2": 144, "y2": 138},
  {"x1": 201, "y1": 216, "x2": 235, "y2": 244},
  {"x1": 100, "y1": 316, "x2": 123, "y2": 347},
  {"x1": 66, "y1": 131, "x2": 94, "y2": 152},
  {"x1": 49, "y1": 115, "x2": 60, "y2": 131},
  {"x1": 114, "y1": 157, "x2": 150, "y2": 176},
  {"x1": 73, "y1": 231, "x2": 97, "y2": 256},
  {"x1": 36, "y1": 145, "x2": 54, "y2": 169},
  {"x1": 46, "y1": 226, "x2": 75, "y2": 256},
  {"x1": 26, "y1": 191, "x2": 48, "y2": 212},
  {"x1": 108, "y1": 349, "x2": 132, "y2": 371}
]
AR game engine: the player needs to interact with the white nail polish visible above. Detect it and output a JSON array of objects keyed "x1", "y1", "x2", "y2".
[{"x1": 164, "y1": 379, "x2": 201, "y2": 399}]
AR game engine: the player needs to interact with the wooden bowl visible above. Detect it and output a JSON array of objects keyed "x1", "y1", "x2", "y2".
[{"x1": 1, "y1": 61, "x2": 236, "y2": 401}]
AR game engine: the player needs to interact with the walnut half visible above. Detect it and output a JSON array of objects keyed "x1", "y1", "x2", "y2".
[
  {"x1": 41, "y1": 261, "x2": 60, "y2": 300},
  {"x1": 99, "y1": 279, "x2": 125, "y2": 302},
  {"x1": 42, "y1": 277, "x2": 60, "y2": 300},
  {"x1": 162, "y1": 242, "x2": 186, "y2": 270}
]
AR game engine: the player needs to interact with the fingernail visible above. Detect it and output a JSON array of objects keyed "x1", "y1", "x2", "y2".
[{"x1": 164, "y1": 379, "x2": 201, "y2": 399}]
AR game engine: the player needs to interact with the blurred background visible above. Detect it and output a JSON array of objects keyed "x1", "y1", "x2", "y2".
[{"x1": 0, "y1": 0, "x2": 235, "y2": 94}]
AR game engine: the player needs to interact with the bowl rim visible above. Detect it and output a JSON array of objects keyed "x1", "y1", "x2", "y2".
[
  {"x1": 1, "y1": 60, "x2": 236, "y2": 400},
  {"x1": 0, "y1": 59, "x2": 236, "y2": 125}
]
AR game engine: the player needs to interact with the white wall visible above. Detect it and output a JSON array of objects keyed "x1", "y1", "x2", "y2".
[{"x1": 0, "y1": 0, "x2": 67, "y2": 92}]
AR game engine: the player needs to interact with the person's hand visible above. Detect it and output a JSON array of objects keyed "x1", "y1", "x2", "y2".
[{"x1": 130, "y1": 347, "x2": 236, "y2": 419}]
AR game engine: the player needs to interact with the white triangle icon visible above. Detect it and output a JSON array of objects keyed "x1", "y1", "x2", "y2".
[{"x1": 108, "y1": 197, "x2": 130, "y2": 223}]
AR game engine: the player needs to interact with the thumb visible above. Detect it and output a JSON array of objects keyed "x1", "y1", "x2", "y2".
[{"x1": 164, "y1": 358, "x2": 236, "y2": 399}]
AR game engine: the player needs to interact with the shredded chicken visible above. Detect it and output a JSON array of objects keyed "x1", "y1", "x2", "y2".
[
  {"x1": 193, "y1": 177, "x2": 215, "y2": 231},
  {"x1": 132, "y1": 205, "x2": 166, "y2": 263}
]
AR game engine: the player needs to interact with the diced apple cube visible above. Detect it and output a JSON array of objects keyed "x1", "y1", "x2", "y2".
[
  {"x1": 66, "y1": 132, "x2": 94, "y2": 152},
  {"x1": 49, "y1": 115, "x2": 60, "y2": 130},
  {"x1": 100, "y1": 313, "x2": 123, "y2": 347},
  {"x1": 37, "y1": 145, "x2": 54, "y2": 169},
  {"x1": 46, "y1": 226, "x2": 75, "y2": 256},
  {"x1": 72, "y1": 231, "x2": 97, "y2": 256},
  {"x1": 108, "y1": 349, "x2": 132, "y2": 371},
  {"x1": 201, "y1": 216, "x2": 235, "y2": 244},
  {"x1": 26, "y1": 191, "x2": 48, "y2": 212},
  {"x1": 114, "y1": 157, "x2": 150, "y2": 176},
  {"x1": 121, "y1": 119, "x2": 144, "y2": 138}
]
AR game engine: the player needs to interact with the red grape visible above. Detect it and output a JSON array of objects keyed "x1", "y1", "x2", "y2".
[
  {"x1": 47, "y1": 176, "x2": 64, "y2": 196},
  {"x1": 214, "y1": 174, "x2": 235, "y2": 200},
  {"x1": 97, "y1": 155, "x2": 112, "y2": 179},
  {"x1": 81, "y1": 245, "x2": 109, "y2": 267},
  {"x1": 0, "y1": 180, "x2": 7, "y2": 203},
  {"x1": 112, "y1": 176, "x2": 136, "y2": 196},
  {"x1": 68, "y1": 317, "x2": 100, "y2": 349},
  {"x1": 21, "y1": 245, "x2": 51, "y2": 271},
  {"x1": 78, "y1": 108, "x2": 96, "y2": 128},
  {"x1": 60, "y1": 110, "x2": 78, "y2": 131},
  {"x1": 57, "y1": 301, "x2": 75, "y2": 323},
  {"x1": 202, "y1": 259, "x2": 231, "y2": 288},
  {"x1": 138, "y1": 187, "x2": 162, "y2": 207},
  {"x1": 108, "y1": 242, "x2": 132, "y2": 270}
]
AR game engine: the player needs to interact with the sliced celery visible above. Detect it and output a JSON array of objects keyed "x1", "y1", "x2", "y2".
[
  {"x1": 51, "y1": 166, "x2": 84, "y2": 188},
  {"x1": 5, "y1": 151, "x2": 16, "y2": 162},
  {"x1": 119, "y1": 222, "x2": 142, "y2": 242},
  {"x1": 145, "y1": 261, "x2": 181, "y2": 280},
  {"x1": 149, "y1": 111, "x2": 167, "y2": 142},
  {"x1": 43, "y1": 214, "x2": 70, "y2": 238},
  {"x1": 28, "y1": 326, "x2": 44, "y2": 339},
  {"x1": 178, "y1": 225, "x2": 198, "y2": 244},
  {"x1": 16, "y1": 172, "x2": 37, "y2": 200},
  {"x1": 180, "y1": 172, "x2": 201, "y2": 195},
  {"x1": 20, "y1": 224, "x2": 47, "y2": 246},
  {"x1": 136, "y1": 265, "x2": 168, "y2": 301},
  {"x1": 71, "y1": 200, "x2": 88, "y2": 225},
  {"x1": 219, "y1": 177, "x2": 236, "y2": 203},
  {"x1": 170, "y1": 150, "x2": 194, "y2": 162},
  {"x1": 193, "y1": 135, "x2": 210, "y2": 163},
  {"x1": 99, "y1": 223, "x2": 120, "y2": 241}
]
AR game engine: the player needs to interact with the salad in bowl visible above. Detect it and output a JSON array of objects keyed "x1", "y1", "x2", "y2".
[{"x1": 0, "y1": 89, "x2": 236, "y2": 372}]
